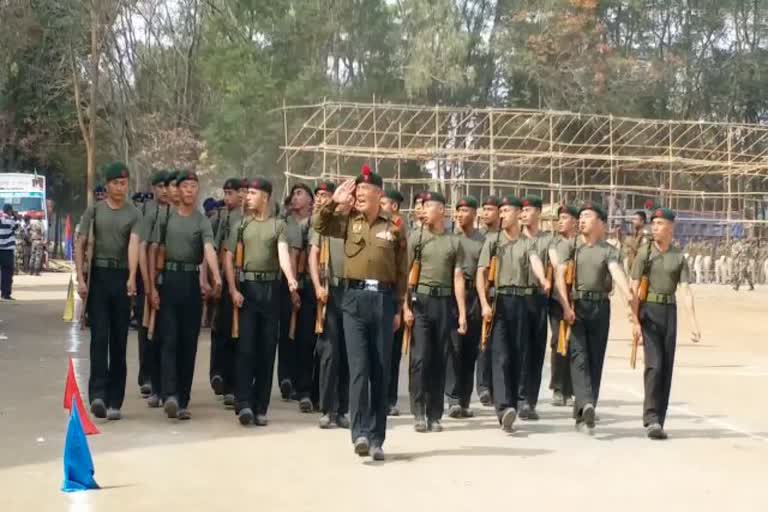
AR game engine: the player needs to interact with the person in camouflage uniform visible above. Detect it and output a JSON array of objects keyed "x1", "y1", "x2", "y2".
[
  {"x1": 28, "y1": 221, "x2": 45, "y2": 275},
  {"x1": 731, "y1": 240, "x2": 754, "y2": 291}
]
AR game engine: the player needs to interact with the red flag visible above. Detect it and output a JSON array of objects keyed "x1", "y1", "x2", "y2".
[
  {"x1": 64, "y1": 359, "x2": 100, "y2": 435},
  {"x1": 64, "y1": 214, "x2": 72, "y2": 240}
]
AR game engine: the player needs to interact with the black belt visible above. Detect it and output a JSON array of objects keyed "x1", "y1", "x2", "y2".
[
  {"x1": 93, "y1": 258, "x2": 127, "y2": 270},
  {"x1": 572, "y1": 290, "x2": 609, "y2": 302},
  {"x1": 645, "y1": 292, "x2": 676, "y2": 305},
  {"x1": 415, "y1": 284, "x2": 453, "y2": 297},
  {"x1": 344, "y1": 279, "x2": 394, "y2": 292},
  {"x1": 497, "y1": 286, "x2": 537, "y2": 297},
  {"x1": 165, "y1": 261, "x2": 198, "y2": 272},
  {"x1": 240, "y1": 271, "x2": 279, "y2": 282}
]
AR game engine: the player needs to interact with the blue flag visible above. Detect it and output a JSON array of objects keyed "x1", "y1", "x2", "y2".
[{"x1": 62, "y1": 397, "x2": 99, "y2": 493}]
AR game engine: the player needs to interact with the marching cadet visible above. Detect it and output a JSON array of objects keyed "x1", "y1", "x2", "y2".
[
  {"x1": 75, "y1": 162, "x2": 141, "y2": 420},
  {"x1": 476, "y1": 195, "x2": 501, "y2": 406},
  {"x1": 476, "y1": 195, "x2": 550, "y2": 433},
  {"x1": 309, "y1": 181, "x2": 351, "y2": 429},
  {"x1": 380, "y1": 189, "x2": 407, "y2": 416},
  {"x1": 138, "y1": 170, "x2": 169, "y2": 408},
  {"x1": 312, "y1": 166, "x2": 407, "y2": 461},
  {"x1": 554, "y1": 202, "x2": 639, "y2": 433},
  {"x1": 209, "y1": 178, "x2": 243, "y2": 407},
  {"x1": 623, "y1": 210, "x2": 648, "y2": 274},
  {"x1": 518, "y1": 195, "x2": 553, "y2": 421},
  {"x1": 403, "y1": 191, "x2": 466, "y2": 433},
  {"x1": 149, "y1": 170, "x2": 222, "y2": 421},
  {"x1": 445, "y1": 195, "x2": 484, "y2": 419},
  {"x1": 547, "y1": 205, "x2": 578, "y2": 406},
  {"x1": 223, "y1": 177, "x2": 298, "y2": 426},
  {"x1": 631, "y1": 207, "x2": 701, "y2": 440},
  {"x1": 277, "y1": 184, "x2": 313, "y2": 406}
]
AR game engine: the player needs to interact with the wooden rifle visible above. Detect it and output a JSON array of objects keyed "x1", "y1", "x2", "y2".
[
  {"x1": 480, "y1": 222, "x2": 502, "y2": 350},
  {"x1": 557, "y1": 235, "x2": 578, "y2": 356},
  {"x1": 631, "y1": 234, "x2": 653, "y2": 369},
  {"x1": 402, "y1": 222, "x2": 424, "y2": 355},
  {"x1": 142, "y1": 202, "x2": 161, "y2": 329},
  {"x1": 232, "y1": 214, "x2": 246, "y2": 339},
  {"x1": 148, "y1": 205, "x2": 170, "y2": 340},
  {"x1": 79, "y1": 209, "x2": 96, "y2": 330},
  {"x1": 314, "y1": 235, "x2": 330, "y2": 334}
]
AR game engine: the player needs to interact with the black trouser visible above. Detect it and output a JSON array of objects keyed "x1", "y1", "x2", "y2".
[
  {"x1": 388, "y1": 325, "x2": 403, "y2": 408},
  {"x1": 476, "y1": 319, "x2": 493, "y2": 398},
  {"x1": 0, "y1": 249, "x2": 13, "y2": 298},
  {"x1": 316, "y1": 286, "x2": 349, "y2": 415},
  {"x1": 409, "y1": 294, "x2": 454, "y2": 421},
  {"x1": 518, "y1": 293, "x2": 549, "y2": 409},
  {"x1": 210, "y1": 284, "x2": 235, "y2": 395},
  {"x1": 277, "y1": 279, "x2": 297, "y2": 388},
  {"x1": 135, "y1": 278, "x2": 151, "y2": 388},
  {"x1": 640, "y1": 303, "x2": 677, "y2": 427},
  {"x1": 491, "y1": 294, "x2": 527, "y2": 421},
  {"x1": 548, "y1": 300, "x2": 573, "y2": 397},
  {"x1": 234, "y1": 280, "x2": 280, "y2": 415},
  {"x1": 158, "y1": 270, "x2": 202, "y2": 409},
  {"x1": 294, "y1": 282, "x2": 317, "y2": 401},
  {"x1": 342, "y1": 288, "x2": 395, "y2": 447},
  {"x1": 570, "y1": 299, "x2": 610, "y2": 419},
  {"x1": 446, "y1": 291, "x2": 481, "y2": 409},
  {"x1": 87, "y1": 267, "x2": 131, "y2": 409}
]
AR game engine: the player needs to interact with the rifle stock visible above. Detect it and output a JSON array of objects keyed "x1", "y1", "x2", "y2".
[
  {"x1": 78, "y1": 220, "x2": 95, "y2": 330},
  {"x1": 314, "y1": 236, "x2": 330, "y2": 334},
  {"x1": 556, "y1": 259, "x2": 575, "y2": 356},
  {"x1": 288, "y1": 248, "x2": 307, "y2": 341},
  {"x1": 480, "y1": 254, "x2": 498, "y2": 350},
  {"x1": 632, "y1": 237, "x2": 653, "y2": 369},
  {"x1": 402, "y1": 259, "x2": 421, "y2": 355},
  {"x1": 147, "y1": 244, "x2": 166, "y2": 341},
  {"x1": 232, "y1": 235, "x2": 244, "y2": 339}
]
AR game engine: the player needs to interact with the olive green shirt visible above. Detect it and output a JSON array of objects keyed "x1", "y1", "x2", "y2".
[
  {"x1": 139, "y1": 201, "x2": 170, "y2": 243},
  {"x1": 478, "y1": 233, "x2": 535, "y2": 288},
  {"x1": 310, "y1": 229, "x2": 345, "y2": 278},
  {"x1": 456, "y1": 229, "x2": 485, "y2": 281},
  {"x1": 151, "y1": 210, "x2": 214, "y2": 264},
  {"x1": 77, "y1": 201, "x2": 141, "y2": 262},
  {"x1": 312, "y1": 201, "x2": 408, "y2": 303},
  {"x1": 630, "y1": 243, "x2": 689, "y2": 295},
  {"x1": 408, "y1": 229, "x2": 463, "y2": 288},
  {"x1": 225, "y1": 216, "x2": 287, "y2": 272},
  {"x1": 285, "y1": 215, "x2": 310, "y2": 251},
  {"x1": 558, "y1": 239, "x2": 622, "y2": 293},
  {"x1": 526, "y1": 231, "x2": 553, "y2": 287},
  {"x1": 215, "y1": 208, "x2": 242, "y2": 251}
]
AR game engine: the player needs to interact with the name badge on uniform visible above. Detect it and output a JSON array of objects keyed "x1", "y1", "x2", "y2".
[{"x1": 375, "y1": 230, "x2": 395, "y2": 242}]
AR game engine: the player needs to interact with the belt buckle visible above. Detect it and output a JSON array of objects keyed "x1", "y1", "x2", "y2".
[{"x1": 364, "y1": 279, "x2": 379, "y2": 291}]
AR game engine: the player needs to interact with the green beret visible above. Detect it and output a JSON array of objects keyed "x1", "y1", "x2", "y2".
[
  {"x1": 164, "y1": 170, "x2": 179, "y2": 186},
  {"x1": 579, "y1": 201, "x2": 607, "y2": 222},
  {"x1": 175, "y1": 169, "x2": 198, "y2": 186},
  {"x1": 652, "y1": 207, "x2": 676, "y2": 222},
  {"x1": 521, "y1": 195, "x2": 543, "y2": 209},
  {"x1": 500, "y1": 194, "x2": 522, "y2": 208},
  {"x1": 150, "y1": 169, "x2": 168, "y2": 186},
  {"x1": 102, "y1": 162, "x2": 129, "y2": 182},
  {"x1": 385, "y1": 189, "x2": 404, "y2": 204},
  {"x1": 557, "y1": 204, "x2": 580, "y2": 219},
  {"x1": 223, "y1": 177, "x2": 243, "y2": 190},
  {"x1": 354, "y1": 164, "x2": 383, "y2": 188},
  {"x1": 247, "y1": 176, "x2": 273, "y2": 195},
  {"x1": 421, "y1": 191, "x2": 446, "y2": 205},
  {"x1": 314, "y1": 181, "x2": 337, "y2": 195},
  {"x1": 456, "y1": 195, "x2": 479, "y2": 209},
  {"x1": 482, "y1": 196, "x2": 500, "y2": 207}
]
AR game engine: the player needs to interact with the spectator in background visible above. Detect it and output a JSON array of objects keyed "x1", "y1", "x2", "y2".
[{"x1": 0, "y1": 204, "x2": 21, "y2": 300}]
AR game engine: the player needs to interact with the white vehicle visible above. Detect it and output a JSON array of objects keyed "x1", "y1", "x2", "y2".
[{"x1": 0, "y1": 172, "x2": 48, "y2": 236}]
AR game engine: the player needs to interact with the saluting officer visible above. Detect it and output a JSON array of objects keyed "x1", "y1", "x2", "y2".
[
  {"x1": 224, "y1": 177, "x2": 298, "y2": 426},
  {"x1": 403, "y1": 191, "x2": 466, "y2": 433},
  {"x1": 312, "y1": 166, "x2": 407, "y2": 461},
  {"x1": 445, "y1": 195, "x2": 484, "y2": 419},
  {"x1": 149, "y1": 170, "x2": 221, "y2": 421},
  {"x1": 518, "y1": 195, "x2": 553, "y2": 420},
  {"x1": 75, "y1": 162, "x2": 141, "y2": 421},
  {"x1": 476, "y1": 195, "x2": 501, "y2": 406},
  {"x1": 309, "y1": 181, "x2": 351, "y2": 429},
  {"x1": 209, "y1": 178, "x2": 243, "y2": 407},
  {"x1": 380, "y1": 189, "x2": 407, "y2": 417},
  {"x1": 554, "y1": 202, "x2": 639, "y2": 433},
  {"x1": 476, "y1": 195, "x2": 549, "y2": 433},
  {"x1": 631, "y1": 207, "x2": 701, "y2": 440},
  {"x1": 547, "y1": 205, "x2": 578, "y2": 406}
]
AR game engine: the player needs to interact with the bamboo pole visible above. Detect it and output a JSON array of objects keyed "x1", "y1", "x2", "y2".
[
  {"x1": 283, "y1": 97, "x2": 290, "y2": 197},
  {"x1": 397, "y1": 122, "x2": 402, "y2": 189},
  {"x1": 322, "y1": 98, "x2": 327, "y2": 179},
  {"x1": 727, "y1": 126, "x2": 732, "y2": 243},
  {"x1": 373, "y1": 94, "x2": 378, "y2": 173},
  {"x1": 489, "y1": 111, "x2": 495, "y2": 196}
]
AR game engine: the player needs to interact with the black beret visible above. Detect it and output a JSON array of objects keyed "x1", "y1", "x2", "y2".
[
  {"x1": 290, "y1": 183, "x2": 313, "y2": 198},
  {"x1": 652, "y1": 208, "x2": 676, "y2": 222},
  {"x1": 500, "y1": 194, "x2": 522, "y2": 208},
  {"x1": 421, "y1": 191, "x2": 446, "y2": 205},
  {"x1": 94, "y1": 185, "x2": 106, "y2": 194},
  {"x1": 223, "y1": 177, "x2": 243, "y2": 190},
  {"x1": 151, "y1": 169, "x2": 168, "y2": 186},
  {"x1": 164, "y1": 170, "x2": 179, "y2": 186},
  {"x1": 579, "y1": 201, "x2": 608, "y2": 222},
  {"x1": 482, "y1": 196, "x2": 500, "y2": 207},
  {"x1": 634, "y1": 210, "x2": 648, "y2": 222},
  {"x1": 247, "y1": 176, "x2": 273, "y2": 195},
  {"x1": 354, "y1": 164, "x2": 383, "y2": 188},
  {"x1": 144, "y1": 192, "x2": 154, "y2": 201},
  {"x1": 102, "y1": 162, "x2": 129, "y2": 182},
  {"x1": 557, "y1": 204, "x2": 580, "y2": 219},
  {"x1": 456, "y1": 195, "x2": 479, "y2": 209},
  {"x1": 385, "y1": 189, "x2": 404, "y2": 204},
  {"x1": 131, "y1": 192, "x2": 144, "y2": 202},
  {"x1": 314, "y1": 181, "x2": 337, "y2": 195},
  {"x1": 175, "y1": 170, "x2": 198, "y2": 186},
  {"x1": 521, "y1": 195, "x2": 543, "y2": 209}
]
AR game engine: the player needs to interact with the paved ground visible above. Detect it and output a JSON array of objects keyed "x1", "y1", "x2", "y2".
[{"x1": 1, "y1": 274, "x2": 767, "y2": 511}]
